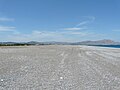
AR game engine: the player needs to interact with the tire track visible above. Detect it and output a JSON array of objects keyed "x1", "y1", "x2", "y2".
[{"x1": 79, "y1": 48, "x2": 120, "y2": 90}]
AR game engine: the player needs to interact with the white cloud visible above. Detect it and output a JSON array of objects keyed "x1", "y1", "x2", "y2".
[
  {"x1": 69, "y1": 32, "x2": 89, "y2": 36},
  {"x1": 32, "y1": 31, "x2": 43, "y2": 35},
  {"x1": 63, "y1": 16, "x2": 95, "y2": 31},
  {"x1": 0, "y1": 16, "x2": 96, "y2": 41},
  {"x1": 5, "y1": 31, "x2": 62, "y2": 42},
  {"x1": 0, "y1": 29, "x2": 103, "y2": 42},
  {"x1": 63, "y1": 27, "x2": 85, "y2": 31},
  {"x1": 75, "y1": 21, "x2": 89, "y2": 27},
  {"x1": 75, "y1": 16, "x2": 95, "y2": 27},
  {"x1": 0, "y1": 17, "x2": 14, "y2": 21},
  {"x1": 4, "y1": 30, "x2": 93, "y2": 41},
  {"x1": 0, "y1": 26, "x2": 16, "y2": 31}
]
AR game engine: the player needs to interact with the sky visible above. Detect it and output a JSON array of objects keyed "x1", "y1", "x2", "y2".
[{"x1": 0, "y1": 0, "x2": 120, "y2": 42}]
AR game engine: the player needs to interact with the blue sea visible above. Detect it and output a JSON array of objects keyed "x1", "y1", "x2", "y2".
[{"x1": 92, "y1": 45, "x2": 120, "y2": 48}]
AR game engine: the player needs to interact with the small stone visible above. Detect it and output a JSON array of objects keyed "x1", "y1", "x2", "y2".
[
  {"x1": 1, "y1": 79, "x2": 4, "y2": 82},
  {"x1": 60, "y1": 77, "x2": 63, "y2": 79}
]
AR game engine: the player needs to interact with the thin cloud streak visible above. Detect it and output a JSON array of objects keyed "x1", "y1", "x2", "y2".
[
  {"x1": 6, "y1": 30, "x2": 93, "y2": 41},
  {"x1": 63, "y1": 27, "x2": 85, "y2": 31},
  {"x1": 0, "y1": 17, "x2": 14, "y2": 22},
  {"x1": 63, "y1": 16, "x2": 95, "y2": 31},
  {"x1": 75, "y1": 21, "x2": 89, "y2": 27},
  {"x1": 0, "y1": 26, "x2": 16, "y2": 31},
  {"x1": 75, "y1": 16, "x2": 95, "y2": 27}
]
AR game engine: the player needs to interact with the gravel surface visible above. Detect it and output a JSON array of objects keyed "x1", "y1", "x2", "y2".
[{"x1": 0, "y1": 45, "x2": 120, "y2": 90}]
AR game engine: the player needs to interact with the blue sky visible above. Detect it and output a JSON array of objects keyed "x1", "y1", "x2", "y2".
[{"x1": 0, "y1": 0, "x2": 120, "y2": 42}]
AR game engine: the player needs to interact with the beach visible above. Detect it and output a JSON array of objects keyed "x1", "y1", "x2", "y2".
[{"x1": 0, "y1": 45, "x2": 120, "y2": 90}]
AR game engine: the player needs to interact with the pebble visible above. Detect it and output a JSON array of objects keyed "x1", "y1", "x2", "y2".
[
  {"x1": 60, "y1": 77, "x2": 63, "y2": 80},
  {"x1": 1, "y1": 79, "x2": 4, "y2": 82}
]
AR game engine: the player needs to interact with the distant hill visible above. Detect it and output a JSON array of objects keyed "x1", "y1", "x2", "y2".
[
  {"x1": 0, "y1": 39, "x2": 120, "y2": 46},
  {"x1": 73, "y1": 39, "x2": 120, "y2": 45}
]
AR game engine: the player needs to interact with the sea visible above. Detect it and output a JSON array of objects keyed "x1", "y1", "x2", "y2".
[{"x1": 91, "y1": 45, "x2": 120, "y2": 48}]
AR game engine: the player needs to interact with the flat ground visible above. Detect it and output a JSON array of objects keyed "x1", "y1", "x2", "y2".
[{"x1": 0, "y1": 45, "x2": 120, "y2": 90}]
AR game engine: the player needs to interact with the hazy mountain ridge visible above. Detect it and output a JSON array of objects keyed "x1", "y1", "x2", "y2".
[
  {"x1": 0, "y1": 39, "x2": 120, "y2": 45},
  {"x1": 73, "y1": 39, "x2": 120, "y2": 45}
]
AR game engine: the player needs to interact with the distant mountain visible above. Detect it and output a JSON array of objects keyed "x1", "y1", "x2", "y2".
[
  {"x1": 73, "y1": 39, "x2": 120, "y2": 45},
  {"x1": 0, "y1": 42, "x2": 17, "y2": 45},
  {"x1": 0, "y1": 39, "x2": 120, "y2": 46},
  {"x1": 27, "y1": 41, "x2": 71, "y2": 45}
]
